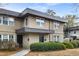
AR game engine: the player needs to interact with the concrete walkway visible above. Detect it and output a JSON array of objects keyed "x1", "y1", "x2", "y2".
[{"x1": 10, "y1": 49, "x2": 30, "y2": 56}]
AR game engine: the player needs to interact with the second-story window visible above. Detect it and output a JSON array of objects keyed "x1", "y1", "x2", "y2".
[
  {"x1": 0, "y1": 15, "x2": 14, "y2": 26},
  {"x1": 0, "y1": 16, "x2": 2, "y2": 24},
  {"x1": 36, "y1": 18, "x2": 45, "y2": 27},
  {"x1": 53, "y1": 22, "x2": 60, "y2": 29},
  {"x1": 3, "y1": 16, "x2": 8, "y2": 25},
  {"x1": 8, "y1": 17, "x2": 14, "y2": 26}
]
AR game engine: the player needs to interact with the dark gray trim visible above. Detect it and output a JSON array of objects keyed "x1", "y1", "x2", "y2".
[
  {"x1": 16, "y1": 27, "x2": 54, "y2": 34},
  {"x1": 0, "y1": 8, "x2": 67, "y2": 22},
  {"x1": 0, "y1": 8, "x2": 20, "y2": 17},
  {"x1": 68, "y1": 26, "x2": 79, "y2": 31},
  {"x1": 20, "y1": 8, "x2": 67, "y2": 23}
]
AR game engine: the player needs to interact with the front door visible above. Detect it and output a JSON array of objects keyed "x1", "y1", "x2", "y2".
[
  {"x1": 39, "y1": 34, "x2": 44, "y2": 42},
  {"x1": 17, "y1": 35, "x2": 23, "y2": 48}
]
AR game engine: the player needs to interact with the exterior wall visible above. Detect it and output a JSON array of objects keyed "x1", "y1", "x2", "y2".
[
  {"x1": 0, "y1": 14, "x2": 65, "y2": 48},
  {"x1": 0, "y1": 16, "x2": 24, "y2": 42},
  {"x1": 0, "y1": 17, "x2": 23, "y2": 33},
  {"x1": 52, "y1": 33, "x2": 64, "y2": 42},
  {"x1": 23, "y1": 34, "x2": 29, "y2": 48},
  {"x1": 69, "y1": 30, "x2": 79, "y2": 38},
  {"x1": 23, "y1": 33, "x2": 50, "y2": 48},
  {"x1": 27, "y1": 16, "x2": 50, "y2": 30},
  {"x1": 25, "y1": 15, "x2": 64, "y2": 43},
  {"x1": 51, "y1": 22, "x2": 64, "y2": 42}
]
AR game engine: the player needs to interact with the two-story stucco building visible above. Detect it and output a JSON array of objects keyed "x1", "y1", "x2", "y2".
[
  {"x1": 0, "y1": 8, "x2": 66, "y2": 48},
  {"x1": 66, "y1": 22, "x2": 79, "y2": 40}
]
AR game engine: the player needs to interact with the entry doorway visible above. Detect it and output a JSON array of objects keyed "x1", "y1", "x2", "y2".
[
  {"x1": 17, "y1": 35, "x2": 23, "y2": 48},
  {"x1": 39, "y1": 34, "x2": 44, "y2": 42}
]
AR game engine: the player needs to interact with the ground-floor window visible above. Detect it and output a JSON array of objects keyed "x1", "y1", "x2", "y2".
[
  {"x1": 53, "y1": 35, "x2": 60, "y2": 42},
  {"x1": 9, "y1": 35, "x2": 14, "y2": 40},
  {"x1": 0, "y1": 34, "x2": 14, "y2": 41},
  {"x1": 39, "y1": 34, "x2": 44, "y2": 42},
  {"x1": 3, "y1": 34, "x2": 8, "y2": 41}
]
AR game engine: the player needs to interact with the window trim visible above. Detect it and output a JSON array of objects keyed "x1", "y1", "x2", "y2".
[
  {"x1": 36, "y1": 18, "x2": 45, "y2": 27},
  {"x1": 0, "y1": 16, "x2": 15, "y2": 26},
  {"x1": 53, "y1": 22, "x2": 60, "y2": 29},
  {"x1": 0, "y1": 34, "x2": 15, "y2": 41}
]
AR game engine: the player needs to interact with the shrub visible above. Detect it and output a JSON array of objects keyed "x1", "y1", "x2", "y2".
[
  {"x1": 0, "y1": 39, "x2": 17, "y2": 51},
  {"x1": 76, "y1": 41, "x2": 79, "y2": 47},
  {"x1": 72, "y1": 40, "x2": 79, "y2": 47},
  {"x1": 70, "y1": 41, "x2": 78, "y2": 48},
  {"x1": 63, "y1": 42, "x2": 74, "y2": 49},
  {"x1": 30, "y1": 42, "x2": 66, "y2": 51}
]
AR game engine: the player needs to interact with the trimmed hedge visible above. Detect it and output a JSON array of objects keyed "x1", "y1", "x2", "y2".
[
  {"x1": 30, "y1": 42, "x2": 66, "y2": 51},
  {"x1": 63, "y1": 42, "x2": 74, "y2": 49},
  {"x1": 30, "y1": 40, "x2": 79, "y2": 51}
]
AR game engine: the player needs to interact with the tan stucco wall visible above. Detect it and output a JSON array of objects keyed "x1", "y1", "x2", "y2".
[
  {"x1": 0, "y1": 16, "x2": 24, "y2": 43},
  {"x1": 52, "y1": 33, "x2": 64, "y2": 42},
  {"x1": 0, "y1": 16, "x2": 23, "y2": 33},
  {"x1": 23, "y1": 33, "x2": 50, "y2": 48},
  {"x1": 0, "y1": 15, "x2": 65, "y2": 47},
  {"x1": 27, "y1": 16, "x2": 50, "y2": 30}
]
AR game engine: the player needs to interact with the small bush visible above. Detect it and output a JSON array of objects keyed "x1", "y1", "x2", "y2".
[
  {"x1": 30, "y1": 42, "x2": 66, "y2": 51},
  {"x1": 63, "y1": 42, "x2": 74, "y2": 49},
  {"x1": 76, "y1": 41, "x2": 79, "y2": 47},
  {"x1": 72, "y1": 40, "x2": 79, "y2": 47},
  {"x1": 70, "y1": 41, "x2": 78, "y2": 48},
  {"x1": 0, "y1": 39, "x2": 17, "y2": 51}
]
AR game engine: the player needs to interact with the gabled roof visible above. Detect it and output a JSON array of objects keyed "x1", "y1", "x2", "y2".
[
  {"x1": 0, "y1": 8, "x2": 67, "y2": 22},
  {"x1": 0, "y1": 8, "x2": 20, "y2": 17},
  {"x1": 20, "y1": 8, "x2": 67, "y2": 23},
  {"x1": 68, "y1": 26, "x2": 79, "y2": 31}
]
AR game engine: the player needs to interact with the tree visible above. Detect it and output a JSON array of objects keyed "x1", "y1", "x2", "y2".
[
  {"x1": 47, "y1": 9, "x2": 56, "y2": 16},
  {"x1": 64, "y1": 15, "x2": 76, "y2": 28}
]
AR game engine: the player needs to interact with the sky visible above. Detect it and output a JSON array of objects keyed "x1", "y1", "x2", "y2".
[{"x1": 0, "y1": 3, "x2": 79, "y2": 17}]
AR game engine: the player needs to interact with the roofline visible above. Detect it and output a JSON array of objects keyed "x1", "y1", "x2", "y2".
[
  {"x1": 0, "y1": 8, "x2": 67, "y2": 22},
  {"x1": 20, "y1": 8, "x2": 67, "y2": 23}
]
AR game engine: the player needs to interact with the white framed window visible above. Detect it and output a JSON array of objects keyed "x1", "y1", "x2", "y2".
[
  {"x1": 57, "y1": 36, "x2": 59, "y2": 41},
  {"x1": 8, "y1": 17, "x2": 14, "y2": 26},
  {"x1": 3, "y1": 34, "x2": 8, "y2": 41},
  {"x1": 0, "y1": 16, "x2": 3, "y2": 25},
  {"x1": 3, "y1": 16, "x2": 8, "y2": 25},
  {"x1": 53, "y1": 35, "x2": 56, "y2": 41},
  {"x1": 0, "y1": 16, "x2": 15, "y2": 26},
  {"x1": 0, "y1": 34, "x2": 15, "y2": 41},
  {"x1": 53, "y1": 35, "x2": 60, "y2": 42},
  {"x1": 9, "y1": 35, "x2": 14, "y2": 40},
  {"x1": 53, "y1": 22, "x2": 60, "y2": 29},
  {"x1": 36, "y1": 18, "x2": 45, "y2": 27}
]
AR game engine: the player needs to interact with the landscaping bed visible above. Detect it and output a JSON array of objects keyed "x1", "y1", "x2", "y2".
[
  {"x1": 27, "y1": 48, "x2": 79, "y2": 56},
  {"x1": 27, "y1": 40, "x2": 79, "y2": 56},
  {"x1": 0, "y1": 48, "x2": 22, "y2": 56}
]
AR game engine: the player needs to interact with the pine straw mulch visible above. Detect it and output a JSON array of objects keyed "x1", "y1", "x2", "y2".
[
  {"x1": 26, "y1": 48, "x2": 79, "y2": 56},
  {"x1": 0, "y1": 48, "x2": 22, "y2": 56}
]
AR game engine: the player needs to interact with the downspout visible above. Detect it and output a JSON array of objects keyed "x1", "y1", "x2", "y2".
[{"x1": 49, "y1": 20, "x2": 51, "y2": 41}]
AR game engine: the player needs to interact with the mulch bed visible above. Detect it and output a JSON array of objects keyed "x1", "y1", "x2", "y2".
[
  {"x1": 0, "y1": 48, "x2": 22, "y2": 56},
  {"x1": 26, "y1": 48, "x2": 79, "y2": 56}
]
